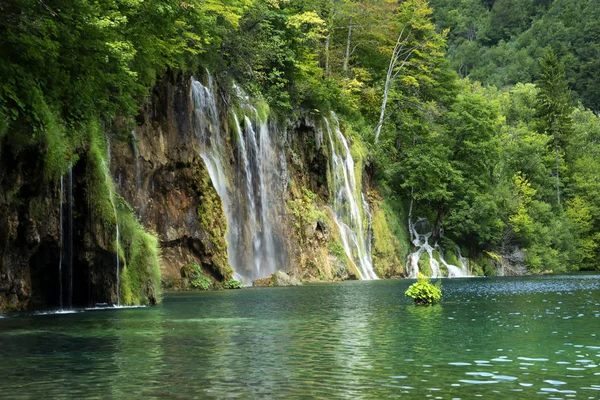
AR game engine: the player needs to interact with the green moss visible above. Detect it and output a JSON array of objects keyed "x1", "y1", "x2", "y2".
[
  {"x1": 34, "y1": 94, "x2": 86, "y2": 183},
  {"x1": 371, "y1": 197, "x2": 403, "y2": 277},
  {"x1": 255, "y1": 98, "x2": 270, "y2": 124},
  {"x1": 324, "y1": 208, "x2": 351, "y2": 275},
  {"x1": 86, "y1": 122, "x2": 117, "y2": 227},
  {"x1": 195, "y1": 158, "x2": 233, "y2": 279},
  {"x1": 467, "y1": 253, "x2": 496, "y2": 276},
  {"x1": 381, "y1": 196, "x2": 411, "y2": 262},
  {"x1": 177, "y1": 262, "x2": 213, "y2": 291},
  {"x1": 328, "y1": 241, "x2": 345, "y2": 261},
  {"x1": 223, "y1": 279, "x2": 243, "y2": 289},
  {"x1": 42, "y1": 110, "x2": 70, "y2": 182},
  {"x1": 287, "y1": 188, "x2": 326, "y2": 244},
  {"x1": 418, "y1": 251, "x2": 432, "y2": 277},
  {"x1": 444, "y1": 251, "x2": 460, "y2": 267},
  {"x1": 191, "y1": 275, "x2": 211, "y2": 290},
  {"x1": 117, "y1": 195, "x2": 162, "y2": 305},
  {"x1": 83, "y1": 121, "x2": 161, "y2": 306}
]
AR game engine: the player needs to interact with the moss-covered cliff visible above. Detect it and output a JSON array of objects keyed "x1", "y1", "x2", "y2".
[
  {"x1": 1, "y1": 70, "x2": 409, "y2": 312},
  {"x1": 0, "y1": 118, "x2": 161, "y2": 311}
]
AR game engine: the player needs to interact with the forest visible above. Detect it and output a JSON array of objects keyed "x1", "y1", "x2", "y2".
[{"x1": 1, "y1": 0, "x2": 600, "y2": 280}]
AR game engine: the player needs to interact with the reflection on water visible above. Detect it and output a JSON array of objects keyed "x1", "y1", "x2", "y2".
[{"x1": 1, "y1": 275, "x2": 599, "y2": 398}]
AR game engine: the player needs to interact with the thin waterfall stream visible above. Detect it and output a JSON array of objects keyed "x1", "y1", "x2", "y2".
[
  {"x1": 67, "y1": 163, "x2": 74, "y2": 309},
  {"x1": 58, "y1": 175, "x2": 64, "y2": 309}
]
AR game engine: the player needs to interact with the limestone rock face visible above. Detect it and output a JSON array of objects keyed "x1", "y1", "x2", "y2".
[
  {"x1": 109, "y1": 72, "x2": 232, "y2": 286},
  {"x1": 0, "y1": 71, "x2": 226, "y2": 312},
  {"x1": 253, "y1": 270, "x2": 302, "y2": 287},
  {"x1": 0, "y1": 152, "x2": 132, "y2": 311}
]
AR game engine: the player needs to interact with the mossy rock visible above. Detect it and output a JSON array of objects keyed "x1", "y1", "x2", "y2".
[
  {"x1": 369, "y1": 194, "x2": 409, "y2": 277},
  {"x1": 418, "y1": 252, "x2": 432, "y2": 277},
  {"x1": 444, "y1": 251, "x2": 460, "y2": 268},
  {"x1": 253, "y1": 271, "x2": 302, "y2": 287},
  {"x1": 193, "y1": 158, "x2": 233, "y2": 279},
  {"x1": 223, "y1": 279, "x2": 243, "y2": 289}
]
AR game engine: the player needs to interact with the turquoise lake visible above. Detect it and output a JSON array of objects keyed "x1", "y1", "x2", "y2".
[{"x1": 1, "y1": 275, "x2": 599, "y2": 399}]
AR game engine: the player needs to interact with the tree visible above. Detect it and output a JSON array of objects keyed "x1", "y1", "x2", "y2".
[
  {"x1": 535, "y1": 48, "x2": 572, "y2": 207},
  {"x1": 374, "y1": 0, "x2": 446, "y2": 142}
]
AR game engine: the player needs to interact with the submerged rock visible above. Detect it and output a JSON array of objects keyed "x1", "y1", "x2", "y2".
[{"x1": 253, "y1": 270, "x2": 302, "y2": 287}]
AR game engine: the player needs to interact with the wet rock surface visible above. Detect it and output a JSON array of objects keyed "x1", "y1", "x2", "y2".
[{"x1": 253, "y1": 270, "x2": 302, "y2": 287}]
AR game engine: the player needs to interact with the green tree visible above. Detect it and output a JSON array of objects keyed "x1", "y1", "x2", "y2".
[{"x1": 535, "y1": 48, "x2": 572, "y2": 207}]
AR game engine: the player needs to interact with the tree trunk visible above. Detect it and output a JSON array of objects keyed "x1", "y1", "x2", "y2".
[
  {"x1": 343, "y1": 17, "x2": 352, "y2": 73},
  {"x1": 375, "y1": 66, "x2": 393, "y2": 142},
  {"x1": 375, "y1": 24, "x2": 412, "y2": 142}
]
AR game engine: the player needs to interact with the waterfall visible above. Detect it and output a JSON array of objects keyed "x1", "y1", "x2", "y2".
[
  {"x1": 408, "y1": 218, "x2": 469, "y2": 278},
  {"x1": 324, "y1": 114, "x2": 377, "y2": 280},
  {"x1": 457, "y1": 248, "x2": 470, "y2": 276},
  {"x1": 59, "y1": 175, "x2": 64, "y2": 309},
  {"x1": 67, "y1": 163, "x2": 74, "y2": 308},
  {"x1": 190, "y1": 75, "x2": 288, "y2": 284},
  {"x1": 115, "y1": 223, "x2": 120, "y2": 306}
]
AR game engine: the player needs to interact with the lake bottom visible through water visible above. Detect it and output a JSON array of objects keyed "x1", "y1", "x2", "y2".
[{"x1": 1, "y1": 275, "x2": 599, "y2": 399}]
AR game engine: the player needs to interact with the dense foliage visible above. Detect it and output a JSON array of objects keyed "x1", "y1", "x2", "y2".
[
  {"x1": 428, "y1": 0, "x2": 600, "y2": 112},
  {"x1": 2, "y1": 0, "x2": 600, "y2": 276},
  {"x1": 405, "y1": 273, "x2": 442, "y2": 304}
]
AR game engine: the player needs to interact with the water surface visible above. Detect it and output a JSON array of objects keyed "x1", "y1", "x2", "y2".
[{"x1": 1, "y1": 275, "x2": 599, "y2": 398}]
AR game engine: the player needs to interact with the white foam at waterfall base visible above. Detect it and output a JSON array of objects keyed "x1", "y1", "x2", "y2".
[{"x1": 324, "y1": 113, "x2": 377, "y2": 280}]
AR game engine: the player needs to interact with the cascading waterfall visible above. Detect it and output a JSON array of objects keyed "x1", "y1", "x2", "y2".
[
  {"x1": 408, "y1": 218, "x2": 469, "y2": 278},
  {"x1": 408, "y1": 219, "x2": 440, "y2": 278},
  {"x1": 190, "y1": 75, "x2": 288, "y2": 284},
  {"x1": 324, "y1": 114, "x2": 377, "y2": 280}
]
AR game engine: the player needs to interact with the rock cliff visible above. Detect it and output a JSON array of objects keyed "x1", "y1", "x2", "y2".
[{"x1": 0, "y1": 70, "x2": 406, "y2": 312}]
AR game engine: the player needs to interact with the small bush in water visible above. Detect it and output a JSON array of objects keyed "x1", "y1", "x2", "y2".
[
  {"x1": 223, "y1": 279, "x2": 243, "y2": 289},
  {"x1": 191, "y1": 276, "x2": 211, "y2": 290},
  {"x1": 405, "y1": 273, "x2": 442, "y2": 305}
]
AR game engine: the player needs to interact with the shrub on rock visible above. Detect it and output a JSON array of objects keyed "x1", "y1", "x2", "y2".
[{"x1": 405, "y1": 273, "x2": 442, "y2": 305}]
